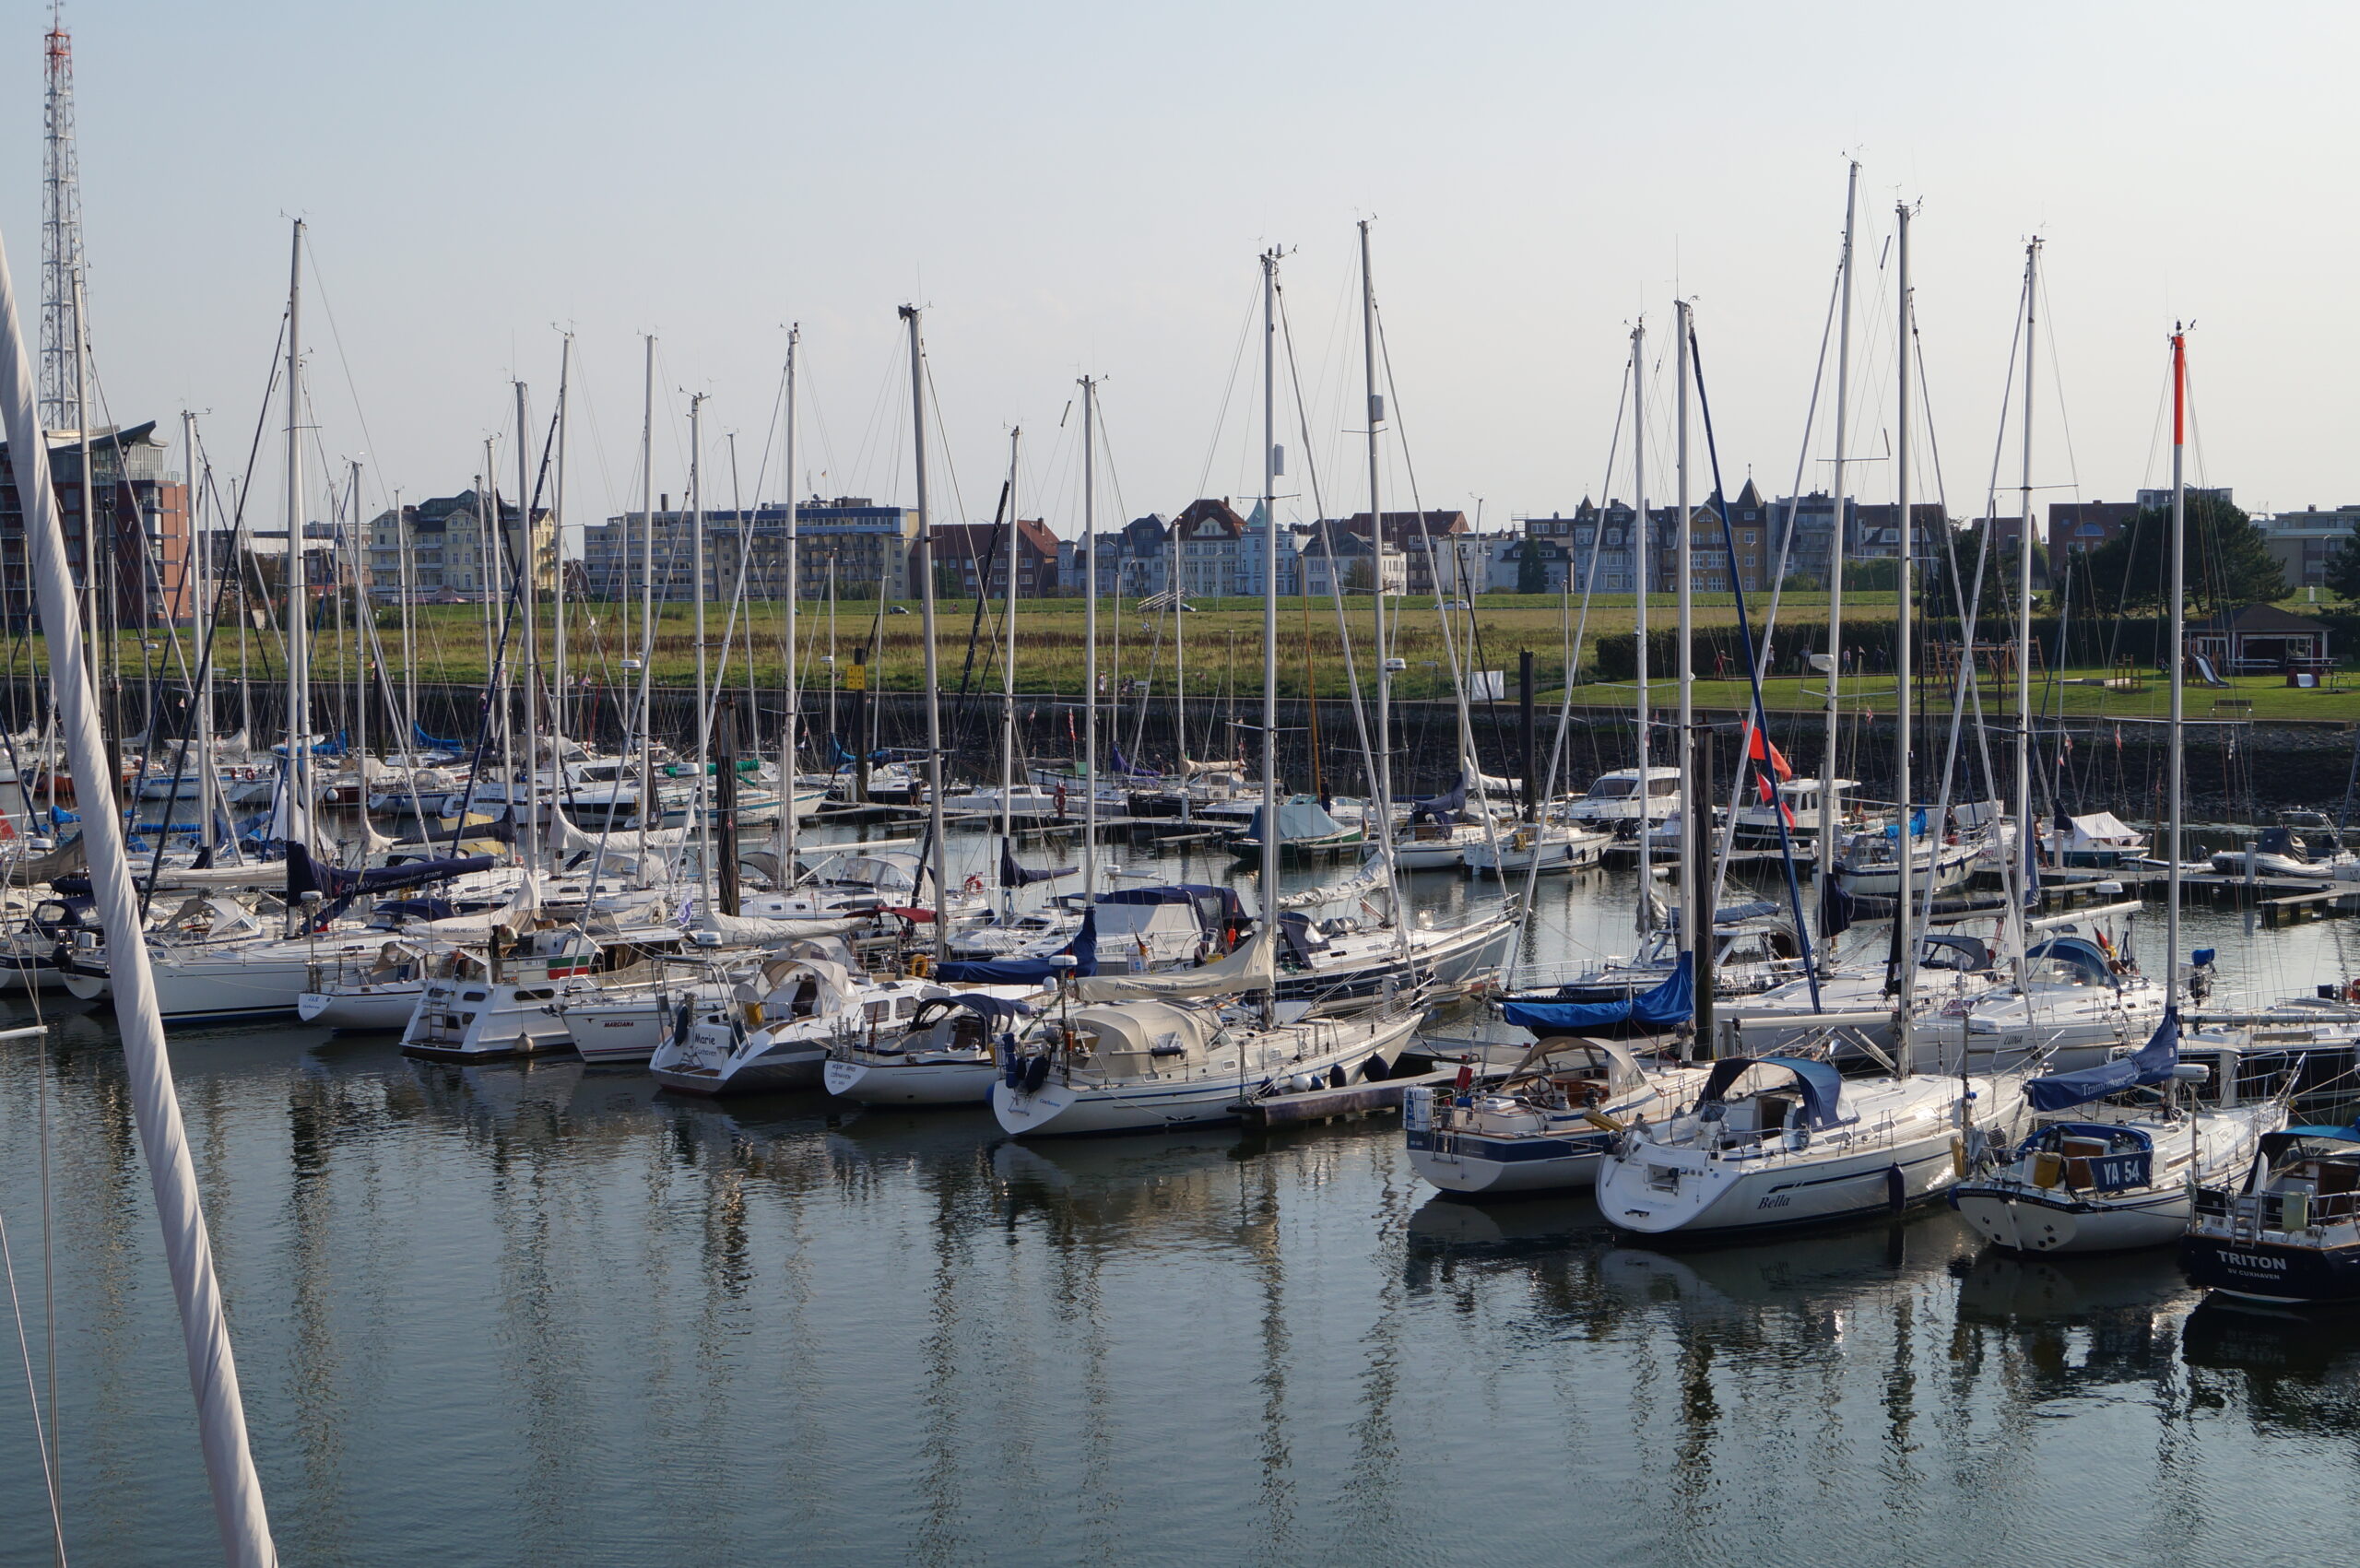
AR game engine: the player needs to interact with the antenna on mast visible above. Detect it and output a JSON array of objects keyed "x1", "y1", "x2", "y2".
[{"x1": 40, "y1": 0, "x2": 86, "y2": 432}]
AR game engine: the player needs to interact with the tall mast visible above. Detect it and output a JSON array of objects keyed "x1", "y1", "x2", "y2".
[
  {"x1": 1819, "y1": 160, "x2": 1860, "y2": 920},
  {"x1": 1892, "y1": 201, "x2": 1917, "y2": 1068},
  {"x1": 689, "y1": 392, "x2": 711, "y2": 892},
  {"x1": 1358, "y1": 219, "x2": 1407, "y2": 957},
  {"x1": 2012, "y1": 239, "x2": 2040, "y2": 984},
  {"x1": 348, "y1": 459, "x2": 365, "y2": 784},
  {"x1": 1674, "y1": 298, "x2": 1699, "y2": 1009},
  {"x1": 1632, "y1": 322, "x2": 1652, "y2": 933},
  {"x1": 779, "y1": 325, "x2": 800, "y2": 876},
  {"x1": 1259, "y1": 248, "x2": 1280, "y2": 1025},
  {"x1": 2168, "y1": 327, "x2": 2188, "y2": 1019},
  {"x1": 397, "y1": 485, "x2": 412, "y2": 767},
  {"x1": 185, "y1": 409, "x2": 213, "y2": 847},
  {"x1": 551, "y1": 332, "x2": 571, "y2": 743},
  {"x1": 284, "y1": 221, "x2": 310, "y2": 877},
  {"x1": 903, "y1": 305, "x2": 950, "y2": 956},
  {"x1": 515, "y1": 382, "x2": 539, "y2": 871},
  {"x1": 1081, "y1": 377, "x2": 1100, "y2": 901},
  {"x1": 1, "y1": 181, "x2": 281, "y2": 1568},
  {"x1": 1000, "y1": 426, "x2": 1020, "y2": 871}
]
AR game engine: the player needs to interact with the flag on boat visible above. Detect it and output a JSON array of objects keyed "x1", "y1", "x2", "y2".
[{"x1": 1748, "y1": 729, "x2": 1793, "y2": 781}]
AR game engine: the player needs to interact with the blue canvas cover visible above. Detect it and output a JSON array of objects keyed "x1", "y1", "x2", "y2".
[
  {"x1": 1501, "y1": 952, "x2": 1693, "y2": 1033},
  {"x1": 935, "y1": 909, "x2": 1099, "y2": 984},
  {"x1": 1700, "y1": 1054, "x2": 1846, "y2": 1129},
  {"x1": 1100, "y1": 883, "x2": 1245, "y2": 937},
  {"x1": 1108, "y1": 747, "x2": 1160, "y2": 780},
  {"x1": 2024, "y1": 1009, "x2": 2179, "y2": 1113}
]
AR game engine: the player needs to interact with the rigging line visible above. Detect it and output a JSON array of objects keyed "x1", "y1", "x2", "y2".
[
  {"x1": 1194, "y1": 272, "x2": 1263, "y2": 501},
  {"x1": 299, "y1": 232, "x2": 397, "y2": 515},
  {"x1": 2032, "y1": 265, "x2": 2085, "y2": 501},
  {"x1": 0, "y1": 1166, "x2": 65, "y2": 1568}
]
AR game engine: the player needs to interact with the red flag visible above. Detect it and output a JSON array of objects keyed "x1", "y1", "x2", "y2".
[
  {"x1": 1748, "y1": 729, "x2": 1793, "y2": 781},
  {"x1": 1755, "y1": 773, "x2": 1776, "y2": 805}
]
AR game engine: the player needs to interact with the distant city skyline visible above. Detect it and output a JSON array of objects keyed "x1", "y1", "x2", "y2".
[{"x1": 6, "y1": 1, "x2": 2356, "y2": 557}]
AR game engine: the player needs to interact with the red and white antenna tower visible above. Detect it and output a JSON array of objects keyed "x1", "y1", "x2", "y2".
[{"x1": 41, "y1": 0, "x2": 86, "y2": 433}]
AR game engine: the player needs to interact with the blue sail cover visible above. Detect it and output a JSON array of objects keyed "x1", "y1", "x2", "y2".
[
  {"x1": 935, "y1": 909, "x2": 1099, "y2": 984},
  {"x1": 1000, "y1": 843, "x2": 1077, "y2": 888},
  {"x1": 414, "y1": 722, "x2": 463, "y2": 750},
  {"x1": 1108, "y1": 747, "x2": 1160, "y2": 780},
  {"x1": 2025, "y1": 1009, "x2": 2180, "y2": 1113},
  {"x1": 1502, "y1": 952, "x2": 1693, "y2": 1033},
  {"x1": 1701, "y1": 1055, "x2": 1846, "y2": 1129}
]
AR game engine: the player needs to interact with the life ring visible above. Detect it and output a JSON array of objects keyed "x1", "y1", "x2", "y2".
[
  {"x1": 2343, "y1": 977, "x2": 2360, "y2": 1004},
  {"x1": 906, "y1": 952, "x2": 931, "y2": 978},
  {"x1": 962, "y1": 873, "x2": 985, "y2": 894}
]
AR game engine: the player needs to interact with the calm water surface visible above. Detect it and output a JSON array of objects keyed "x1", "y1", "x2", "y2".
[{"x1": 2, "y1": 844, "x2": 2357, "y2": 1566}]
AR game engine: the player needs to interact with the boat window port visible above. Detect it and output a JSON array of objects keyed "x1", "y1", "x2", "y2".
[
  {"x1": 461, "y1": 989, "x2": 489, "y2": 1002},
  {"x1": 515, "y1": 989, "x2": 556, "y2": 1001}
]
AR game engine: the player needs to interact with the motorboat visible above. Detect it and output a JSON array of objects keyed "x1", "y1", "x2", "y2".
[
  {"x1": 1731, "y1": 776, "x2": 1856, "y2": 848},
  {"x1": 2183, "y1": 1122, "x2": 2360, "y2": 1303},
  {"x1": 2209, "y1": 824, "x2": 2356, "y2": 880},
  {"x1": 2039, "y1": 810, "x2": 2150, "y2": 869},
  {"x1": 1830, "y1": 809, "x2": 1983, "y2": 899},
  {"x1": 1558, "y1": 766, "x2": 1681, "y2": 831},
  {"x1": 400, "y1": 926, "x2": 666, "y2": 1062},
  {"x1": 646, "y1": 953, "x2": 962, "y2": 1096},
  {"x1": 1404, "y1": 1036, "x2": 1714, "y2": 1196}
]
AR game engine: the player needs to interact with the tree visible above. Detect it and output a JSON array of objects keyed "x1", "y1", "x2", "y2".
[
  {"x1": 1343, "y1": 557, "x2": 1377, "y2": 594},
  {"x1": 1840, "y1": 557, "x2": 1901, "y2": 592},
  {"x1": 2075, "y1": 493, "x2": 2284, "y2": 613},
  {"x1": 1515, "y1": 543, "x2": 1549, "y2": 595},
  {"x1": 2327, "y1": 516, "x2": 2360, "y2": 601}
]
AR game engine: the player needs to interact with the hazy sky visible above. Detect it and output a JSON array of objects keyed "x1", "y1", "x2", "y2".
[{"x1": 5, "y1": 1, "x2": 2352, "y2": 547}]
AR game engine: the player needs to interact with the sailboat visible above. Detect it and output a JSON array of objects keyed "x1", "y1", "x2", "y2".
[{"x1": 1596, "y1": 206, "x2": 2031, "y2": 1240}]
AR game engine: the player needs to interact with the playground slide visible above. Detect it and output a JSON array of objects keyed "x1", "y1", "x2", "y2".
[{"x1": 2190, "y1": 654, "x2": 2229, "y2": 688}]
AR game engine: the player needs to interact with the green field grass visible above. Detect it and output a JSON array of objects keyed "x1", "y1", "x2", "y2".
[{"x1": 77, "y1": 592, "x2": 2360, "y2": 725}]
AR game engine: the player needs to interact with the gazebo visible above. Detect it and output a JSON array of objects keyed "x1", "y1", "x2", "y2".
[{"x1": 2185, "y1": 604, "x2": 2332, "y2": 677}]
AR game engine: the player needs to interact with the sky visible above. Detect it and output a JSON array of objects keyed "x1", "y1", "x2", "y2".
[{"x1": 4, "y1": 0, "x2": 2354, "y2": 549}]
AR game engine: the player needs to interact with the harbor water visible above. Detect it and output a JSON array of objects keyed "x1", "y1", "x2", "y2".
[{"x1": 4, "y1": 839, "x2": 2358, "y2": 1565}]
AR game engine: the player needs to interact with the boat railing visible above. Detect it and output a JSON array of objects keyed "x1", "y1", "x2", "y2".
[{"x1": 2196, "y1": 1185, "x2": 2360, "y2": 1235}]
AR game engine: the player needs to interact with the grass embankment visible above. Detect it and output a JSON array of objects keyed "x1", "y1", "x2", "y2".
[{"x1": 76, "y1": 593, "x2": 2360, "y2": 725}]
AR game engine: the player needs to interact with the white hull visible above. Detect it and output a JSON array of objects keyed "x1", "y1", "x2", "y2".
[
  {"x1": 822, "y1": 1056, "x2": 997, "y2": 1105},
  {"x1": 993, "y1": 1010, "x2": 1421, "y2": 1138},
  {"x1": 1462, "y1": 830, "x2": 1610, "y2": 875},
  {"x1": 1953, "y1": 1185, "x2": 2191, "y2": 1254},
  {"x1": 296, "y1": 983, "x2": 425, "y2": 1031}
]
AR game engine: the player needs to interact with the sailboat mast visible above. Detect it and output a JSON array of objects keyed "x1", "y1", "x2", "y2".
[
  {"x1": 551, "y1": 333, "x2": 571, "y2": 743},
  {"x1": 1358, "y1": 219, "x2": 1406, "y2": 954},
  {"x1": 2013, "y1": 239, "x2": 2040, "y2": 984},
  {"x1": 1000, "y1": 426, "x2": 1020, "y2": 864},
  {"x1": 515, "y1": 381, "x2": 539, "y2": 871},
  {"x1": 348, "y1": 459, "x2": 365, "y2": 788},
  {"x1": 637, "y1": 336, "x2": 656, "y2": 834},
  {"x1": 689, "y1": 392, "x2": 711, "y2": 890},
  {"x1": 1674, "y1": 298, "x2": 1700, "y2": 1020},
  {"x1": 2168, "y1": 327, "x2": 2188, "y2": 1014},
  {"x1": 1082, "y1": 375, "x2": 1099, "y2": 901},
  {"x1": 1892, "y1": 201, "x2": 1917, "y2": 1067},
  {"x1": 1259, "y1": 248, "x2": 1280, "y2": 1024},
  {"x1": 780, "y1": 325, "x2": 800, "y2": 875},
  {"x1": 284, "y1": 221, "x2": 310, "y2": 872},
  {"x1": 185, "y1": 409, "x2": 213, "y2": 845},
  {"x1": 1632, "y1": 321, "x2": 1651, "y2": 932},
  {"x1": 902, "y1": 305, "x2": 950, "y2": 956},
  {"x1": 1820, "y1": 160, "x2": 1859, "y2": 908}
]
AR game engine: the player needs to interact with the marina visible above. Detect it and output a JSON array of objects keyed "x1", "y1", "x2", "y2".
[{"x1": 3, "y1": 5, "x2": 2360, "y2": 1564}]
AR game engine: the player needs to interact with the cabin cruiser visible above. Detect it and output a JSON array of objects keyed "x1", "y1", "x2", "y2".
[
  {"x1": 2037, "y1": 811, "x2": 2150, "y2": 868},
  {"x1": 2183, "y1": 1122, "x2": 2360, "y2": 1303},
  {"x1": 647, "y1": 948, "x2": 1011, "y2": 1096},
  {"x1": 1271, "y1": 908, "x2": 1516, "y2": 1013},
  {"x1": 1595, "y1": 1056, "x2": 2030, "y2": 1240},
  {"x1": 1559, "y1": 767, "x2": 1681, "y2": 831},
  {"x1": 297, "y1": 939, "x2": 490, "y2": 1030},
  {"x1": 400, "y1": 925, "x2": 669, "y2": 1062},
  {"x1": 1731, "y1": 777, "x2": 1856, "y2": 848},
  {"x1": 1404, "y1": 1037, "x2": 1715, "y2": 1196},
  {"x1": 1955, "y1": 1020, "x2": 2288, "y2": 1254}
]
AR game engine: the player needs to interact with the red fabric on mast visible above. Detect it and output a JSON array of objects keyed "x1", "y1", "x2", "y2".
[{"x1": 1747, "y1": 729, "x2": 1794, "y2": 781}]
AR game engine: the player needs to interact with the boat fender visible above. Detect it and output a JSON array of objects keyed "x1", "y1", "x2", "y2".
[
  {"x1": 1884, "y1": 1163, "x2": 1906, "y2": 1213},
  {"x1": 1001, "y1": 1050, "x2": 1024, "y2": 1090},
  {"x1": 1328, "y1": 1063, "x2": 1349, "y2": 1090},
  {"x1": 1952, "y1": 1136, "x2": 1968, "y2": 1179},
  {"x1": 1021, "y1": 1054, "x2": 1052, "y2": 1094}
]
